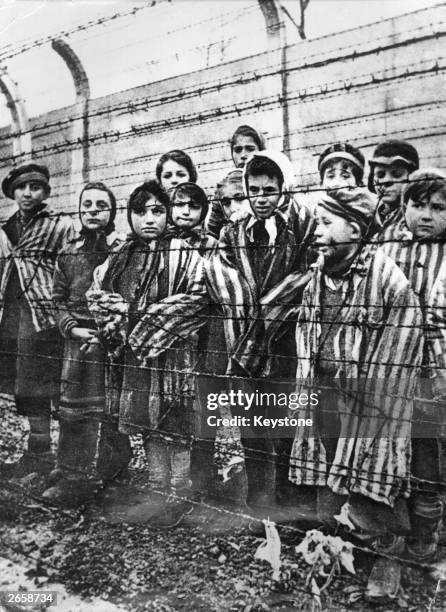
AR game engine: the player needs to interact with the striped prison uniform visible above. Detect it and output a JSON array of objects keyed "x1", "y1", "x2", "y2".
[
  {"x1": 205, "y1": 199, "x2": 315, "y2": 378},
  {"x1": 289, "y1": 244, "x2": 423, "y2": 506},
  {"x1": 0, "y1": 206, "x2": 75, "y2": 331},
  {"x1": 88, "y1": 237, "x2": 209, "y2": 438},
  {"x1": 427, "y1": 262, "x2": 446, "y2": 401}
]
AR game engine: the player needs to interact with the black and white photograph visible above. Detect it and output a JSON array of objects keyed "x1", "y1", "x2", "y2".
[{"x1": 0, "y1": 0, "x2": 445, "y2": 610}]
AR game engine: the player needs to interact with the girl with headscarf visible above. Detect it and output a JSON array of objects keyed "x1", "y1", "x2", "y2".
[
  {"x1": 87, "y1": 180, "x2": 209, "y2": 528},
  {"x1": 43, "y1": 182, "x2": 121, "y2": 506}
]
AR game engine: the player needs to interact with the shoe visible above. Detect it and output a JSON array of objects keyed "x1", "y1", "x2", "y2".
[
  {"x1": 150, "y1": 493, "x2": 193, "y2": 529},
  {"x1": 46, "y1": 467, "x2": 64, "y2": 487},
  {"x1": 42, "y1": 478, "x2": 99, "y2": 507},
  {"x1": 365, "y1": 535, "x2": 404, "y2": 602},
  {"x1": 406, "y1": 539, "x2": 438, "y2": 562},
  {"x1": 406, "y1": 495, "x2": 443, "y2": 563},
  {"x1": 1, "y1": 452, "x2": 54, "y2": 479}
]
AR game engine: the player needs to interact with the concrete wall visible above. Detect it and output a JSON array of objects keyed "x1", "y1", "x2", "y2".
[{"x1": 0, "y1": 3, "x2": 444, "y2": 227}]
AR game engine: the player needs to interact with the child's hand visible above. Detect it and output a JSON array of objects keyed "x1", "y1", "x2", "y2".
[{"x1": 71, "y1": 327, "x2": 97, "y2": 341}]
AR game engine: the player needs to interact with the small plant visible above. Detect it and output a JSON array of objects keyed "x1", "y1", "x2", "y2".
[{"x1": 295, "y1": 529, "x2": 355, "y2": 611}]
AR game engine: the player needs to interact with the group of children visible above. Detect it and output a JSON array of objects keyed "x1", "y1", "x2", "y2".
[{"x1": 0, "y1": 124, "x2": 446, "y2": 601}]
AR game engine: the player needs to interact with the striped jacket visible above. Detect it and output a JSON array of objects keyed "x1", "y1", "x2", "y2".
[
  {"x1": 426, "y1": 261, "x2": 446, "y2": 399},
  {"x1": 379, "y1": 221, "x2": 446, "y2": 310},
  {"x1": 0, "y1": 207, "x2": 75, "y2": 332},
  {"x1": 289, "y1": 245, "x2": 423, "y2": 506},
  {"x1": 88, "y1": 237, "x2": 209, "y2": 435},
  {"x1": 205, "y1": 199, "x2": 315, "y2": 376}
]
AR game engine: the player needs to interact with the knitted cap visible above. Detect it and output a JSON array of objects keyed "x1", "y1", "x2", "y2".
[
  {"x1": 318, "y1": 188, "x2": 376, "y2": 236},
  {"x1": 368, "y1": 140, "x2": 419, "y2": 193},
  {"x1": 2, "y1": 163, "x2": 51, "y2": 199},
  {"x1": 318, "y1": 142, "x2": 365, "y2": 181}
]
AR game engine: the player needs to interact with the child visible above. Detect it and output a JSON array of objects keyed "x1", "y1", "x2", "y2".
[
  {"x1": 88, "y1": 180, "x2": 208, "y2": 528},
  {"x1": 206, "y1": 125, "x2": 265, "y2": 239},
  {"x1": 0, "y1": 163, "x2": 74, "y2": 478},
  {"x1": 290, "y1": 188, "x2": 423, "y2": 601},
  {"x1": 381, "y1": 169, "x2": 446, "y2": 566},
  {"x1": 41, "y1": 182, "x2": 124, "y2": 505},
  {"x1": 156, "y1": 149, "x2": 197, "y2": 193},
  {"x1": 218, "y1": 170, "x2": 248, "y2": 223},
  {"x1": 230, "y1": 124, "x2": 266, "y2": 169},
  {"x1": 169, "y1": 182, "x2": 216, "y2": 256},
  {"x1": 367, "y1": 139, "x2": 419, "y2": 234},
  {"x1": 318, "y1": 142, "x2": 365, "y2": 190},
  {"x1": 206, "y1": 150, "x2": 314, "y2": 513}
]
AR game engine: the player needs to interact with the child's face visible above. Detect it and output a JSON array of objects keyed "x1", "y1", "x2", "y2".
[
  {"x1": 13, "y1": 181, "x2": 46, "y2": 215},
  {"x1": 220, "y1": 180, "x2": 247, "y2": 220},
  {"x1": 373, "y1": 162, "x2": 410, "y2": 207},
  {"x1": 232, "y1": 136, "x2": 259, "y2": 169},
  {"x1": 247, "y1": 173, "x2": 281, "y2": 219},
  {"x1": 314, "y1": 206, "x2": 360, "y2": 267},
  {"x1": 160, "y1": 160, "x2": 190, "y2": 192},
  {"x1": 80, "y1": 188, "x2": 111, "y2": 231},
  {"x1": 171, "y1": 193, "x2": 203, "y2": 230},
  {"x1": 131, "y1": 194, "x2": 167, "y2": 241},
  {"x1": 322, "y1": 160, "x2": 357, "y2": 190},
  {"x1": 405, "y1": 189, "x2": 446, "y2": 239}
]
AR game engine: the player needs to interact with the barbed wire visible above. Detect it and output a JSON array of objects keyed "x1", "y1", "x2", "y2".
[
  {"x1": 0, "y1": 1, "x2": 167, "y2": 62},
  {"x1": 2, "y1": 68, "x2": 444, "y2": 166}
]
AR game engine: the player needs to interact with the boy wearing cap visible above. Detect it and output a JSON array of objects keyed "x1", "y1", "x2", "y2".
[
  {"x1": 368, "y1": 139, "x2": 419, "y2": 234},
  {"x1": 318, "y1": 142, "x2": 365, "y2": 191},
  {"x1": 289, "y1": 188, "x2": 423, "y2": 601},
  {"x1": 0, "y1": 163, "x2": 74, "y2": 478}
]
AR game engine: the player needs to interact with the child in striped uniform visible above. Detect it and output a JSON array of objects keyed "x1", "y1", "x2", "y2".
[
  {"x1": 381, "y1": 169, "x2": 446, "y2": 565},
  {"x1": 290, "y1": 188, "x2": 423, "y2": 601},
  {"x1": 206, "y1": 150, "x2": 315, "y2": 515},
  {"x1": 0, "y1": 163, "x2": 75, "y2": 478},
  {"x1": 168, "y1": 182, "x2": 217, "y2": 256},
  {"x1": 367, "y1": 139, "x2": 419, "y2": 236},
  {"x1": 88, "y1": 180, "x2": 209, "y2": 528}
]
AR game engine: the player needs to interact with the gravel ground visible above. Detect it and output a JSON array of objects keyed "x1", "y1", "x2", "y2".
[{"x1": 1, "y1": 397, "x2": 445, "y2": 612}]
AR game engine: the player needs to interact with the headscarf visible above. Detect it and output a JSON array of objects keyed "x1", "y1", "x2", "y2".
[{"x1": 318, "y1": 188, "x2": 376, "y2": 238}]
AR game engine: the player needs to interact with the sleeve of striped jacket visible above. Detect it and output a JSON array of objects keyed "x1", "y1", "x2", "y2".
[
  {"x1": 426, "y1": 263, "x2": 446, "y2": 398},
  {"x1": 128, "y1": 249, "x2": 209, "y2": 362},
  {"x1": 260, "y1": 199, "x2": 315, "y2": 309},
  {"x1": 231, "y1": 202, "x2": 316, "y2": 376},
  {"x1": 204, "y1": 224, "x2": 254, "y2": 357},
  {"x1": 361, "y1": 271, "x2": 423, "y2": 434},
  {"x1": 52, "y1": 252, "x2": 78, "y2": 338},
  {"x1": 56, "y1": 214, "x2": 76, "y2": 251}
]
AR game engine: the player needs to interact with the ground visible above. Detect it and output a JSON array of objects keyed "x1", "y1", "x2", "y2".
[{"x1": 0, "y1": 397, "x2": 445, "y2": 612}]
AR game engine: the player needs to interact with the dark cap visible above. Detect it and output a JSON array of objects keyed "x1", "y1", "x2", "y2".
[
  {"x1": 368, "y1": 140, "x2": 419, "y2": 193},
  {"x1": 2, "y1": 163, "x2": 51, "y2": 199}
]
